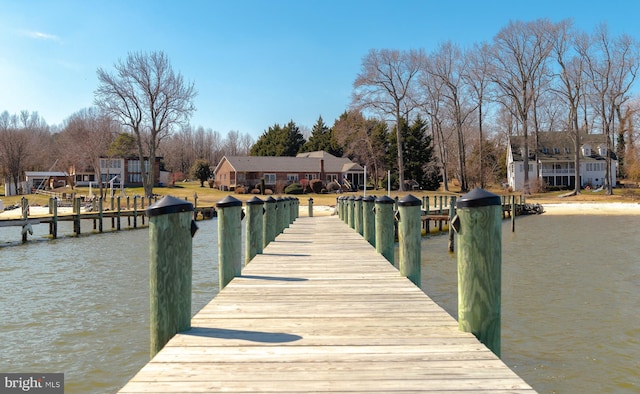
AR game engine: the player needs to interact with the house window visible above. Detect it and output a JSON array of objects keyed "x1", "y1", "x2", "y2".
[
  {"x1": 306, "y1": 174, "x2": 317, "y2": 180},
  {"x1": 287, "y1": 174, "x2": 299, "y2": 182},
  {"x1": 565, "y1": 147, "x2": 571, "y2": 154},
  {"x1": 553, "y1": 148, "x2": 560, "y2": 154},
  {"x1": 326, "y1": 174, "x2": 338, "y2": 183},
  {"x1": 264, "y1": 173, "x2": 276, "y2": 185},
  {"x1": 542, "y1": 147, "x2": 548, "y2": 154}
]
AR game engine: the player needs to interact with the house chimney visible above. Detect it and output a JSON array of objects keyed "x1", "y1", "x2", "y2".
[{"x1": 320, "y1": 159, "x2": 325, "y2": 180}]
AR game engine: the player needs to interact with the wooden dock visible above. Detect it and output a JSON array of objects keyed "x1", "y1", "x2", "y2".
[{"x1": 118, "y1": 215, "x2": 536, "y2": 393}]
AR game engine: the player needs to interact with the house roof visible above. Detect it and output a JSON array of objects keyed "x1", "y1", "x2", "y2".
[
  {"x1": 214, "y1": 151, "x2": 364, "y2": 174},
  {"x1": 509, "y1": 132, "x2": 616, "y2": 162},
  {"x1": 25, "y1": 171, "x2": 69, "y2": 177}
]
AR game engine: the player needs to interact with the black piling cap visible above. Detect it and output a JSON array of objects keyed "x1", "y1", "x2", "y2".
[
  {"x1": 265, "y1": 196, "x2": 277, "y2": 204},
  {"x1": 246, "y1": 196, "x2": 264, "y2": 205},
  {"x1": 397, "y1": 194, "x2": 422, "y2": 207},
  {"x1": 146, "y1": 195, "x2": 193, "y2": 217},
  {"x1": 216, "y1": 195, "x2": 243, "y2": 208},
  {"x1": 348, "y1": 195, "x2": 355, "y2": 200},
  {"x1": 375, "y1": 195, "x2": 395, "y2": 204},
  {"x1": 456, "y1": 188, "x2": 501, "y2": 208},
  {"x1": 355, "y1": 195, "x2": 363, "y2": 201},
  {"x1": 363, "y1": 195, "x2": 375, "y2": 203}
]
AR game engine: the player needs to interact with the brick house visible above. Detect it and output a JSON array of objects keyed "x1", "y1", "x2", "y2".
[{"x1": 213, "y1": 151, "x2": 365, "y2": 192}]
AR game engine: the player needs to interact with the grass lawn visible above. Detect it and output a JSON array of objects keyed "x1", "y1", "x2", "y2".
[{"x1": 2, "y1": 181, "x2": 639, "y2": 209}]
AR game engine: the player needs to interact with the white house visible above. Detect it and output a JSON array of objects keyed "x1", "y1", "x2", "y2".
[{"x1": 507, "y1": 132, "x2": 617, "y2": 191}]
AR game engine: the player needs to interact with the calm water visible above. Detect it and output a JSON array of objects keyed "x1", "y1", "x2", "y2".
[
  {"x1": 420, "y1": 214, "x2": 640, "y2": 393},
  {"x1": 1, "y1": 214, "x2": 638, "y2": 393}
]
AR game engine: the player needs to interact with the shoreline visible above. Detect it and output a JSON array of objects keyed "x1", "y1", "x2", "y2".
[
  {"x1": 536, "y1": 202, "x2": 640, "y2": 215},
  {"x1": 3, "y1": 201, "x2": 640, "y2": 219}
]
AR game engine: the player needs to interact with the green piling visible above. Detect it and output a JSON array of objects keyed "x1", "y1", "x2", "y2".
[
  {"x1": 375, "y1": 195, "x2": 395, "y2": 264},
  {"x1": 263, "y1": 196, "x2": 277, "y2": 248},
  {"x1": 397, "y1": 194, "x2": 422, "y2": 286},
  {"x1": 276, "y1": 197, "x2": 285, "y2": 235},
  {"x1": 308, "y1": 197, "x2": 314, "y2": 217},
  {"x1": 362, "y1": 195, "x2": 376, "y2": 247},
  {"x1": 452, "y1": 188, "x2": 502, "y2": 357},
  {"x1": 245, "y1": 196, "x2": 264, "y2": 265},
  {"x1": 216, "y1": 195, "x2": 243, "y2": 290},
  {"x1": 347, "y1": 196, "x2": 355, "y2": 229},
  {"x1": 147, "y1": 196, "x2": 196, "y2": 358},
  {"x1": 354, "y1": 196, "x2": 363, "y2": 235}
]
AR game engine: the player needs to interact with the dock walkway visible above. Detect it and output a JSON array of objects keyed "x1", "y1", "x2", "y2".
[{"x1": 119, "y1": 215, "x2": 535, "y2": 393}]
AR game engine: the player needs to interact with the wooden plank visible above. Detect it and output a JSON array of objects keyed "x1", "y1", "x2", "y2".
[{"x1": 118, "y1": 216, "x2": 536, "y2": 393}]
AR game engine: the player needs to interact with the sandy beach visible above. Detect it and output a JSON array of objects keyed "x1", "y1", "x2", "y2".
[{"x1": 537, "y1": 202, "x2": 640, "y2": 215}]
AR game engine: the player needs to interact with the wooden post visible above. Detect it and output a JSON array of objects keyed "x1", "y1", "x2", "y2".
[
  {"x1": 447, "y1": 196, "x2": 456, "y2": 253},
  {"x1": 453, "y1": 188, "x2": 502, "y2": 357},
  {"x1": 511, "y1": 195, "x2": 516, "y2": 233},
  {"x1": 193, "y1": 193, "x2": 198, "y2": 220},
  {"x1": 374, "y1": 195, "x2": 395, "y2": 264},
  {"x1": 111, "y1": 197, "x2": 115, "y2": 229},
  {"x1": 74, "y1": 197, "x2": 81, "y2": 235},
  {"x1": 282, "y1": 197, "x2": 290, "y2": 228},
  {"x1": 354, "y1": 196, "x2": 363, "y2": 235},
  {"x1": 51, "y1": 197, "x2": 58, "y2": 239},
  {"x1": 141, "y1": 197, "x2": 146, "y2": 226},
  {"x1": 146, "y1": 196, "x2": 195, "y2": 358},
  {"x1": 245, "y1": 196, "x2": 264, "y2": 265},
  {"x1": 347, "y1": 196, "x2": 355, "y2": 229},
  {"x1": 308, "y1": 197, "x2": 314, "y2": 217},
  {"x1": 425, "y1": 196, "x2": 430, "y2": 234},
  {"x1": 397, "y1": 194, "x2": 422, "y2": 287},
  {"x1": 290, "y1": 197, "x2": 297, "y2": 222},
  {"x1": 362, "y1": 195, "x2": 376, "y2": 247},
  {"x1": 275, "y1": 197, "x2": 285, "y2": 235},
  {"x1": 99, "y1": 197, "x2": 104, "y2": 233},
  {"x1": 263, "y1": 196, "x2": 277, "y2": 248},
  {"x1": 133, "y1": 195, "x2": 138, "y2": 228},
  {"x1": 338, "y1": 196, "x2": 344, "y2": 221},
  {"x1": 21, "y1": 197, "x2": 29, "y2": 243},
  {"x1": 127, "y1": 196, "x2": 131, "y2": 226},
  {"x1": 116, "y1": 196, "x2": 122, "y2": 231},
  {"x1": 217, "y1": 195, "x2": 243, "y2": 290}
]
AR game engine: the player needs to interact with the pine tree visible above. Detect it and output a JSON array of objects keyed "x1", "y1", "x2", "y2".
[
  {"x1": 250, "y1": 121, "x2": 306, "y2": 156},
  {"x1": 300, "y1": 116, "x2": 343, "y2": 156}
]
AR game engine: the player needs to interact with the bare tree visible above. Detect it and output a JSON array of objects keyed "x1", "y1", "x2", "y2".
[
  {"x1": 550, "y1": 19, "x2": 588, "y2": 195},
  {"x1": 579, "y1": 24, "x2": 640, "y2": 194},
  {"x1": 352, "y1": 49, "x2": 424, "y2": 191},
  {"x1": 417, "y1": 64, "x2": 449, "y2": 191},
  {"x1": 95, "y1": 51, "x2": 197, "y2": 198},
  {"x1": 0, "y1": 111, "x2": 50, "y2": 194},
  {"x1": 463, "y1": 42, "x2": 493, "y2": 188},
  {"x1": 491, "y1": 19, "x2": 555, "y2": 194},
  {"x1": 62, "y1": 107, "x2": 118, "y2": 197},
  {"x1": 426, "y1": 41, "x2": 477, "y2": 192}
]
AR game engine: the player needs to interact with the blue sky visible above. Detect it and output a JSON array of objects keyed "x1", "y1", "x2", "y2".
[{"x1": 2, "y1": 1, "x2": 640, "y2": 139}]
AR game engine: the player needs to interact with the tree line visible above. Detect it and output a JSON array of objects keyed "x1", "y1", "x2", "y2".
[{"x1": 3, "y1": 18, "x2": 640, "y2": 197}]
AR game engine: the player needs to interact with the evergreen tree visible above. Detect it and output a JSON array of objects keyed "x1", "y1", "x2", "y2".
[
  {"x1": 250, "y1": 120, "x2": 306, "y2": 156},
  {"x1": 392, "y1": 116, "x2": 439, "y2": 190},
  {"x1": 300, "y1": 116, "x2": 343, "y2": 156},
  {"x1": 191, "y1": 159, "x2": 212, "y2": 187}
]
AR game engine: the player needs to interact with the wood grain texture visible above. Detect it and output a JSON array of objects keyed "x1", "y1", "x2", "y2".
[
  {"x1": 149, "y1": 210, "x2": 193, "y2": 357},
  {"x1": 456, "y1": 205, "x2": 502, "y2": 357},
  {"x1": 119, "y1": 215, "x2": 534, "y2": 393}
]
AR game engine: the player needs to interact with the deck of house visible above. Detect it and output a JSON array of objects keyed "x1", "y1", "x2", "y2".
[{"x1": 118, "y1": 215, "x2": 536, "y2": 393}]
